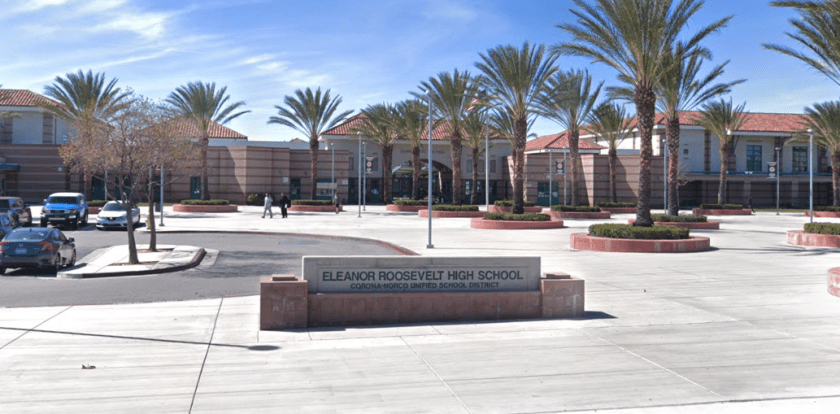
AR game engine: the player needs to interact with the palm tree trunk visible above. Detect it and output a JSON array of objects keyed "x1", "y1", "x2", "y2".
[
  {"x1": 513, "y1": 117, "x2": 527, "y2": 214},
  {"x1": 200, "y1": 135, "x2": 210, "y2": 200},
  {"x1": 412, "y1": 145, "x2": 421, "y2": 200},
  {"x1": 667, "y1": 117, "x2": 681, "y2": 215},
  {"x1": 569, "y1": 130, "x2": 580, "y2": 206},
  {"x1": 633, "y1": 87, "x2": 655, "y2": 227},
  {"x1": 470, "y1": 146, "x2": 480, "y2": 205},
  {"x1": 309, "y1": 136, "x2": 319, "y2": 200},
  {"x1": 609, "y1": 147, "x2": 617, "y2": 203},
  {"x1": 717, "y1": 143, "x2": 729, "y2": 204},
  {"x1": 832, "y1": 151, "x2": 840, "y2": 206},
  {"x1": 450, "y1": 131, "x2": 463, "y2": 205},
  {"x1": 382, "y1": 144, "x2": 393, "y2": 204}
]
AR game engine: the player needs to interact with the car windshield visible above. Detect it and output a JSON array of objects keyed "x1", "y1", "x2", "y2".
[
  {"x1": 5, "y1": 229, "x2": 50, "y2": 242},
  {"x1": 0, "y1": 200, "x2": 9, "y2": 208},
  {"x1": 47, "y1": 197, "x2": 78, "y2": 204},
  {"x1": 103, "y1": 203, "x2": 126, "y2": 212}
]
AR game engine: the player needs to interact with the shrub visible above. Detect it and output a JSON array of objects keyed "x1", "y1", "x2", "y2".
[
  {"x1": 247, "y1": 193, "x2": 264, "y2": 206},
  {"x1": 394, "y1": 199, "x2": 429, "y2": 206},
  {"x1": 432, "y1": 205, "x2": 479, "y2": 211},
  {"x1": 550, "y1": 205, "x2": 601, "y2": 212},
  {"x1": 814, "y1": 206, "x2": 840, "y2": 212},
  {"x1": 699, "y1": 203, "x2": 743, "y2": 210},
  {"x1": 88, "y1": 200, "x2": 108, "y2": 207},
  {"x1": 483, "y1": 212, "x2": 551, "y2": 221},
  {"x1": 137, "y1": 202, "x2": 173, "y2": 207},
  {"x1": 291, "y1": 199, "x2": 332, "y2": 206},
  {"x1": 493, "y1": 200, "x2": 536, "y2": 207},
  {"x1": 804, "y1": 222, "x2": 840, "y2": 235},
  {"x1": 589, "y1": 223, "x2": 690, "y2": 239},
  {"x1": 594, "y1": 201, "x2": 637, "y2": 208},
  {"x1": 650, "y1": 214, "x2": 707, "y2": 223},
  {"x1": 180, "y1": 199, "x2": 229, "y2": 205}
]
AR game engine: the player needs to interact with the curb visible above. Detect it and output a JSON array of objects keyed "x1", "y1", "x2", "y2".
[{"x1": 60, "y1": 248, "x2": 206, "y2": 279}]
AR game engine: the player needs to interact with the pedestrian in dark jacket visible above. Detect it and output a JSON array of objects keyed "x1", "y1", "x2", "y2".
[{"x1": 278, "y1": 193, "x2": 291, "y2": 218}]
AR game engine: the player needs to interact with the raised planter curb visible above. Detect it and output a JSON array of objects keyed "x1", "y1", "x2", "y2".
[
  {"x1": 173, "y1": 204, "x2": 238, "y2": 213},
  {"x1": 288, "y1": 205, "x2": 342, "y2": 212},
  {"x1": 692, "y1": 208, "x2": 752, "y2": 216},
  {"x1": 470, "y1": 217, "x2": 564, "y2": 230},
  {"x1": 58, "y1": 247, "x2": 206, "y2": 279},
  {"x1": 545, "y1": 210, "x2": 611, "y2": 219},
  {"x1": 598, "y1": 207, "x2": 636, "y2": 214},
  {"x1": 627, "y1": 219, "x2": 720, "y2": 230},
  {"x1": 386, "y1": 204, "x2": 426, "y2": 212},
  {"x1": 418, "y1": 209, "x2": 485, "y2": 218},
  {"x1": 787, "y1": 230, "x2": 840, "y2": 248},
  {"x1": 570, "y1": 233, "x2": 711, "y2": 253},
  {"x1": 487, "y1": 205, "x2": 543, "y2": 213},
  {"x1": 805, "y1": 211, "x2": 840, "y2": 218},
  {"x1": 829, "y1": 267, "x2": 840, "y2": 298}
]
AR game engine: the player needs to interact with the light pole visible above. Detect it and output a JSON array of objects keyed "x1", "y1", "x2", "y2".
[
  {"x1": 485, "y1": 123, "x2": 489, "y2": 210},
  {"x1": 159, "y1": 162, "x2": 164, "y2": 227},
  {"x1": 330, "y1": 143, "x2": 335, "y2": 196},
  {"x1": 357, "y1": 132, "x2": 362, "y2": 218},
  {"x1": 563, "y1": 151, "x2": 568, "y2": 205},
  {"x1": 549, "y1": 150, "x2": 553, "y2": 208},
  {"x1": 809, "y1": 128, "x2": 814, "y2": 223},
  {"x1": 363, "y1": 142, "x2": 367, "y2": 211},
  {"x1": 775, "y1": 146, "x2": 780, "y2": 215},
  {"x1": 426, "y1": 89, "x2": 434, "y2": 249}
]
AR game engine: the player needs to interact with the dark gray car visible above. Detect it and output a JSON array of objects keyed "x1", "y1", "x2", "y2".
[{"x1": 0, "y1": 227, "x2": 76, "y2": 274}]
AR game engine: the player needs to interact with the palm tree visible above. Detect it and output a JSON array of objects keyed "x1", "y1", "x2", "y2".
[
  {"x1": 589, "y1": 102, "x2": 632, "y2": 203},
  {"x1": 268, "y1": 87, "x2": 352, "y2": 200},
  {"x1": 417, "y1": 69, "x2": 479, "y2": 205},
  {"x1": 392, "y1": 99, "x2": 429, "y2": 200},
  {"x1": 353, "y1": 103, "x2": 400, "y2": 204},
  {"x1": 462, "y1": 110, "x2": 490, "y2": 205},
  {"x1": 554, "y1": 0, "x2": 732, "y2": 225},
  {"x1": 802, "y1": 100, "x2": 840, "y2": 205},
  {"x1": 166, "y1": 81, "x2": 249, "y2": 200},
  {"x1": 475, "y1": 42, "x2": 558, "y2": 213},
  {"x1": 539, "y1": 69, "x2": 602, "y2": 206},
  {"x1": 43, "y1": 70, "x2": 131, "y2": 198},
  {"x1": 765, "y1": 1, "x2": 840, "y2": 87},
  {"x1": 696, "y1": 99, "x2": 749, "y2": 205}
]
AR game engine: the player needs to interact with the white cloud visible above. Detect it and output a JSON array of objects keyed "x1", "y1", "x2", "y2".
[
  {"x1": 10, "y1": 0, "x2": 70, "y2": 14},
  {"x1": 422, "y1": 1, "x2": 478, "y2": 22},
  {"x1": 92, "y1": 10, "x2": 172, "y2": 39}
]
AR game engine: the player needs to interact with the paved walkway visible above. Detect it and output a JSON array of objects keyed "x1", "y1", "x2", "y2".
[{"x1": 1, "y1": 205, "x2": 839, "y2": 413}]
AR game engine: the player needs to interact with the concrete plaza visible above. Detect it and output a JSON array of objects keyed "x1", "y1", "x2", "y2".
[{"x1": 1, "y1": 205, "x2": 839, "y2": 413}]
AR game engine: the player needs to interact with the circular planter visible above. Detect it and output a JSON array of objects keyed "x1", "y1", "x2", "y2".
[
  {"x1": 173, "y1": 204, "x2": 238, "y2": 213},
  {"x1": 545, "y1": 210, "x2": 611, "y2": 219},
  {"x1": 692, "y1": 208, "x2": 752, "y2": 216},
  {"x1": 288, "y1": 205, "x2": 340, "y2": 212},
  {"x1": 828, "y1": 267, "x2": 840, "y2": 298},
  {"x1": 386, "y1": 204, "x2": 427, "y2": 212},
  {"x1": 418, "y1": 209, "x2": 485, "y2": 218},
  {"x1": 627, "y1": 219, "x2": 720, "y2": 230},
  {"x1": 787, "y1": 230, "x2": 840, "y2": 248},
  {"x1": 487, "y1": 205, "x2": 543, "y2": 213},
  {"x1": 598, "y1": 207, "x2": 636, "y2": 214},
  {"x1": 470, "y1": 217, "x2": 564, "y2": 230},
  {"x1": 805, "y1": 211, "x2": 840, "y2": 218},
  {"x1": 570, "y1": 233, "x2": 711, "y2": 253}
]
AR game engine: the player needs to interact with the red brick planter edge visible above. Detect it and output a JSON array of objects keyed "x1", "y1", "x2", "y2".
[
  {"x1": 787, "y1": 230, "x2": 840, "y2": 248},
  {"x1": 828, "y1": 267, "x2": 840, "y2": 298},
  {"x1": 627, "y1": 219, "x2": 720, "y2": 230},
  {"x1": 173, "y1": 204, "x2": 239, "y2": 213},
  {"x1": 418, "y1": 209, "x2": 485, "y2": 218},
  {"x1": 570, "y1": 233, "x2": 711, "y2": 253},
  {"x1": 692, "y1": 208, "x2": 752, "y2": 216},
  {"x1": 470, "y1": 217, "x2": 564, "y2": 230}
]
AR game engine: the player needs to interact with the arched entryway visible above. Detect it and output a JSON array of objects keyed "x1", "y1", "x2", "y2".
[{"x1": 389, "y1": 160, "x2": 452, "y2": 201}]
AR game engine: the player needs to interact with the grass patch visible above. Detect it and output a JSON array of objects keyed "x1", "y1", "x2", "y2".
[
  {"x1": 589, "y1": 223, "x2": 690, "y2": 239},
  {"x1": 483, "y1": 212, "x2": 550, "y2": 221}
]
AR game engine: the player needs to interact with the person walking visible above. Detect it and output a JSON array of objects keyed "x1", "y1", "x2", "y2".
[
  {"x1": 262, "y1": 192, "x2": 274, "y2": 218},
  {"x1": 279, "y1": 192, "x2": 291, "y2": 218},
  {"x1": 333, "y1": 191, "x2": 342, "y2": 214}
]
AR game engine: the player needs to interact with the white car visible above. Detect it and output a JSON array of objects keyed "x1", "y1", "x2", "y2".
[{"x1": 96, "y1": 201, "x2": 141, "y2": 230}]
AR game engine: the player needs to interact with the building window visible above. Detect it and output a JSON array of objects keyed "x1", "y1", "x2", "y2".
[
  {"x1": 792, "y1": 146, "x2": 808, "y2": 173},
  {"x1": 348, "y1": 156, "x2": 354, "y2": 171},
  {"x1": 746, "y1": 145, "x2": 762, "y2": 172},
  {"x1": 490, "y1": 159, "x2": 496, "y2": 173},
  {"x1": 466, "y1": 160, "x2": 472, "y2": 173}
]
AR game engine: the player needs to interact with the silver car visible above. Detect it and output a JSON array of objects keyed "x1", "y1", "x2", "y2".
[{"x1": 96, "y1": 201, "x2": 141, "y2": 230}]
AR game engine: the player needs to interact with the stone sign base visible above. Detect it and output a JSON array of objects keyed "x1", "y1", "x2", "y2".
[{"x1": 260, "y1": 273, "x2": 584, "y2": 329}]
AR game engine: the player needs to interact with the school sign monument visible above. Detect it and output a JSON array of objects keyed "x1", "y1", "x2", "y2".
[{"x1": 260, "y1": 256, "x2": 585, "y2": 329}]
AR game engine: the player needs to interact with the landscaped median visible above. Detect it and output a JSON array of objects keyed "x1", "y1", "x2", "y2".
[
  {"x1": 470, "y1": 212, "x2": 564, "y2": 229},
  {"x1": 418, "y1": 205, "x2": 484, "y2": 218},
  {"x1": 692, "y1": 203, "x2": 752, "y2": 216},
  {"x1": 788, "y1": 223, "x2": 840, "y2": 248},
  {"x1": 595, "y1": 202, "x2": 637, "y2": 214},
  {"x1": 386, "y1": 199, "x2": 428, "y2": 212},
  {"x1": 628, "y1": 214, "x2": 720, "y2": 230},
  {"x1": 545, "y1": 205, "x2": 611, "y2": 219},
  {"x1": 805, "y1": 207, "x2": 840, "y2": 218},
  {"x1": 173, "y1": 199, "x2": 238, "y2": 213},
  {"x1": 487, "y1": 200, "x2": 543, "y2": 213},
  {"x1": 571, "y1": 223, "x2": 711, "y2": 253},
  {"x1": 289, "y1": 199, "x2": 340, "y2": 212}
]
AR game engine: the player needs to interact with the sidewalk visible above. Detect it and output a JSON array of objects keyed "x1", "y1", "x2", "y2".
[{"x1": 2, "y1": 205, "x2": 840, "y2": 413}]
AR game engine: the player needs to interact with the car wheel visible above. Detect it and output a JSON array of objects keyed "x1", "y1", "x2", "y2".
[
  {"x1": 81, "y1": 212, "x2": 88, "y2": 226},
  {"x1": 41, "y1": 219, "x2": 47, "y2": 227},
  {"x1": 71, "y1": 218, "x2": 78, "y2": 230},
  {"x1": 54, "y1": 254, "x2": 62, "y2": 272},
  {"x1": 0, "y1": 267, "x2": 5, "y2": 275},
  {"x1": 68, "y1": 251, "x2": 76, "y2": 267}
]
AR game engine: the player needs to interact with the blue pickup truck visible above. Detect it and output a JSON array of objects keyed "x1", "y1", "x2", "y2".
[{"x1": 40, "y1": 192, "x2": 88, "y2": 229}]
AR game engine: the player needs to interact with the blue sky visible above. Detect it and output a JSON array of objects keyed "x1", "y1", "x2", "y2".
[{"x1": 2, "y1": 0, "x2": 837, "y2": 141}]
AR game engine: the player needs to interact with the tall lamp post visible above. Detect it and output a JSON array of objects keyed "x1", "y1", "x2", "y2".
[
  {"x1": 357, "y1": 132, "x2": 362, "y2": 218},
  {"x1": 485, "y1": 123, "x2": 490, "y2": 210},
  {"x1": 426, "y1": 89, "x2": 434, "y2": 249},
  {"x1": 330, "y1": 143, "x2": 335, "y2": 196},
  {"x1": 549, "y1": 150, "x2": 553, "y2": 207},
  {"x1": 775, "y1": 146, "x2": 780, "y2": 215},
  {"x1": 809, "y1": 128, "x2": 814, "y2": 223},
  {"x1": 363, "y1": 142, "x2": 367, "y2": 211},
  {"x1": 563, "y1": 151, "x2": 568, "y2": 205}
]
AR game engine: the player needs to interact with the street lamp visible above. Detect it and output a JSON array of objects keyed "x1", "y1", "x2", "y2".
[
  {"x1": 330, "y1": 142, "x2": 335, "y2": 195},
  {"x1": 485, "y1": 122, "x2": 490, "y2": 210},
  {"x1": 357, "y1": 132, "x2": 362, "y2": 218},
  {"x1": 363, "y1": 142, "x2": 367, "y2": 211},
  {"x1": 809, "y1": 128, "x2": 814, "y2": 223},
  {"x1": 425, "y1": 89, "x2": 434, "y2": 249},
  {"x1": 563, "y1": 151, "x2": 568, "y2": 205},
  {"x1": 549, "y1": 150, "x2": 553, "y2": 208},
  {"x1": 775, "y1": 146, "x2": 780, "y2": 215}
]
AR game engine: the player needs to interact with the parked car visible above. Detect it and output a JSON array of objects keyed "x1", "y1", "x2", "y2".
[
  {"x1": 96, "y1": 201, "x2": 141, "y2": 230},
  {"x1": 0, "y1": 213, "x2": 20, "y2": 240},
  {"x1": 41, "y1": 192, "x2": 88, "y2": 229},
  {"x1": 0, "y1": 196, "x2": 32, "y2": 226},
  {"x1": 0, "y1": 227, "x2": 76, "y2": 274}
]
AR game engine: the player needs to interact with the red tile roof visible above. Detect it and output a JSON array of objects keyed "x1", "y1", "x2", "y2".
[
  {"x1": 659, "y1": 111, "x2": 808, "y2": 133},
  {"x1": 526, "y1": 132, "x2": 605, "y2": 152},
  {"x1": 290, "y1": 138, "x2": 306, "y2": 143},
  {"x1": 0, "y1": 89, "x2": 64, "y2": 108},
  {"x1": 323, "y1": 114, "x2": 450, "y2": 140},
  {"x1": 167, "y1": 118, "x2": 247, "y2": 139}
]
